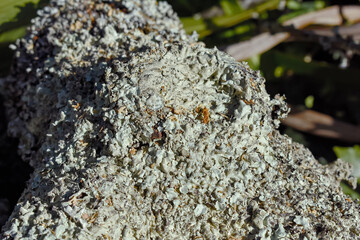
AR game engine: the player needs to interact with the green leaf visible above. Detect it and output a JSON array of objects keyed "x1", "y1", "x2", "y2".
[
  {"x1": 274, "y1": 66, "x2": 284, "y2": 78},
  {"x1": 334, "y1": 145, "x2": 360, "y2": 178},
  {"x1": 203, "y1": 21, "x2": 256, "y2": 47},
  {"x1": 181, "y1": 0, "x2": 280, "y2": 38},
  {"x1": 217, "y1": 23, "x2": 253, "y2": 39},
  {"x1": 341, "y1": 182, "x2": 360, "y2": 201},
  {"x1": 284, "y1": 128, "x2": 308, "y2": 146},
  {"x1": 0, "y1": 26, "x2": 27, "y2": 43},
  {"x1": 180, "y1": 17, "x2": 208, "y2": 34},
  {"x1": 0, "y1": 0, "x2": 40, "y2": 26},
  {"x1": 261, "y1": 50, "x2": 360, "y2": 88},
  {"x1": 286, "y1": 0, "x2": 302, "y2": 10},
  {"x1": 0, "y1": 0, "x2": 47, "y2": 76},
  {"x1": 314, "y1": 0, "x2": 326, "y2": 10},
  {"x1": 279, "y1": 0, "x2": 326, "y2": 23},
  {"x1": 219, "y1": 0, "x2": 243, "y2": 16},
  {"x1": 278, "y1": 9, "x2": 312, "y2": 23},
  {"x1": 305, "y1": 95, "x2": 314, "y2": 109},
  {"x1": 245, "y1": 54, "x2": 260, "y2": 70},
  {"x1": 212, "y1": 0, "x2": 280, "y2": 29},
  {"x1": 286, "y1": 0, "x2": 325, "y2": 11}
]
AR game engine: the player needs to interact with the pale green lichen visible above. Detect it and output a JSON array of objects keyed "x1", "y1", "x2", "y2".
[{"x1": 1, "y1": 0, "x2": 360, "y2": 239}]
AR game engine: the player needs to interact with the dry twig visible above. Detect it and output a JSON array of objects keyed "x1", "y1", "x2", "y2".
[
  {"x1": 223, "y1": 5, "x2": 360, "y2": 60},
  {"x1": 282, "y1": 109, "x2": 360, "y2": 143}
]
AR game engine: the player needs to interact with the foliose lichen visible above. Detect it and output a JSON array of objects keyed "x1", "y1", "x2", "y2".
[{"x1": 1, "y1": 0, "x2": 360, "y2": 239}]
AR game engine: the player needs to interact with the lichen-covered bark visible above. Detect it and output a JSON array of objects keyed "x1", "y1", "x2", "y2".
[{"x1": 1, "y1": 0, "x2": 360, "y2": 239}]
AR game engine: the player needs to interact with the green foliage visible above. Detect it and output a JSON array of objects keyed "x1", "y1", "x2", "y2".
[
  {"x1": 0, "y1": 26, "x2": 27, "y2": 43},
  {"x1": 274, "y1": 66, "x2": 285, "y2": 78},
  {"x1": 0, "y1": 0, "x2": 47, "y2": 76},
  {"x1": 261, "y1": 50, "x2": 360, "y2": 87},
  {"x1": 180, "y1": 0, "x2": 281, "y2": 38},
  {"x1": 340, "y1": 182, "x2": 360, "y2": 201},
  {"x1": 284, "y1": 127, "x2": 308, "y2": 146},
  {"x1": 334, "y1": 146, "x2": 360, "y2": 200},
  {"x1": 286, "y1": 0, "x2": 325, "y2": 10},
  {"x1": 334, "y1": 145, "x2": 360, "y2": 178},
  {"x1": 279, "y1": 0, "x2": 326, "y2": 23},
  {"x1": 219, "y1": 0, "x2": 243, "y2": 16},
  {"x1": 305, "y1": 95, "x2": 314, "y2": 109},
  {"x1": 245, "y1": 54, "x2": 260, "y2": 70},
  {"x1": 0, "y1": 0, "x2": 39, "y2": 26},
  {"x1": 178, "y1": 0, "x2": 329, "y2": 40}
]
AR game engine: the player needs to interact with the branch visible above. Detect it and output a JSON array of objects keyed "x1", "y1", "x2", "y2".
[
  {"x1": 223, "y1": 5, "x2": 360, "y2": 60},
  {"x1": 282, "y1": 108, "x2": 360, "y2": 143}
]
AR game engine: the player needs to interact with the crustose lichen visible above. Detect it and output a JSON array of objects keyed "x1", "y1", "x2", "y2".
[{"x1": 1, "y1": 0, "x2": 360, "y2": 239}]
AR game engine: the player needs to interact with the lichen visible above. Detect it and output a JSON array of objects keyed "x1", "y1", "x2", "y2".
[{"x1": 1, "y1": 0, "x2": 360, "y2": 239}]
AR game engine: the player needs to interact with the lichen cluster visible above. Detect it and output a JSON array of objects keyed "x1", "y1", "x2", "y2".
[{"x1": 1, "y1": 0, "x2": 360, "y2": 239}]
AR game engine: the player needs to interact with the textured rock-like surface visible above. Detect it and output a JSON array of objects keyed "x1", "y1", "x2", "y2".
[{"x1": 1, "y1": 0, "x2": 360, "y2": 239}]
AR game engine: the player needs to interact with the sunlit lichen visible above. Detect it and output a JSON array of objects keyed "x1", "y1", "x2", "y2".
[{"x1": 1, "y1": 0, "x2": 359, "y2": 239}]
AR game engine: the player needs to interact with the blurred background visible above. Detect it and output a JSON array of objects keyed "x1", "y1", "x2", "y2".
[
  {"x1": 0, "y1": 0, "x2": 360, "y2": 227},
  {"x1": 165, "y1": 0, "x2": 360, "y2": 199}
]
